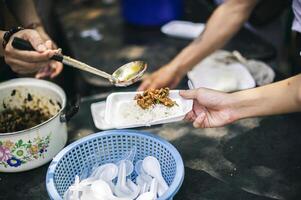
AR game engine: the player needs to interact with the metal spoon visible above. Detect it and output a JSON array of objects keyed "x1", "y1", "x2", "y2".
[{"x1": 12, "y1": 37, "x2": 147, "y2": 87}]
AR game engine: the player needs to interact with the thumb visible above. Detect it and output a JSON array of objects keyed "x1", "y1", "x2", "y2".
[
  {"x1": 25, "y1": 30, "x2": 46, "y2": 52},
  {"x1": 180, "y1": 89, "x2": 198, "y2": 99}
]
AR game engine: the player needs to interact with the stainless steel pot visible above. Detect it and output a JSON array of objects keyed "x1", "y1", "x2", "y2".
[{"x1": 0, "y1": 78, "x2": 78, "y2": 172}]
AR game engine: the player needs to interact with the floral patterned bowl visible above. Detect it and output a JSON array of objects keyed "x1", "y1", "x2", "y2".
[{"x1": 0, "y1": 78, "x2": 75, "y2": 172}]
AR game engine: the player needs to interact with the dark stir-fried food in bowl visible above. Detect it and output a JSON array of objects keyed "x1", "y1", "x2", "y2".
[{"x1": 0, "y1": 106, "x2": 53, "y2": 133}]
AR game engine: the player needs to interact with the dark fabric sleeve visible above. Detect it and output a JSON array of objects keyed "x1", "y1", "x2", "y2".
[
  {"x1": 249, "y1": 0, "x2": 292, "y2": 27},
  {"x1": 0, "y1": 1, "x2": 5, "y2": 29}
]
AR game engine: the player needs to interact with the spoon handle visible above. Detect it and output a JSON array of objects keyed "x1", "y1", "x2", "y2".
[
  {"x1": 12, "y1": 37, "x2": 112, "y2": 80},
  {"x1": 61, "y1": 55, "x2": 112, "y2": 80}
]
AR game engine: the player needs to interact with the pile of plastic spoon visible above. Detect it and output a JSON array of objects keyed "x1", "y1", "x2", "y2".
[{"x1": 64, "y1": 149, "x2": 169, "y2": 200}]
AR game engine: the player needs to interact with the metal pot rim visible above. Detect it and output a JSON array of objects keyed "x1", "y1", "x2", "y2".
[{"x1": 0, "y1": 78, "x2": 67, "y2": 136}]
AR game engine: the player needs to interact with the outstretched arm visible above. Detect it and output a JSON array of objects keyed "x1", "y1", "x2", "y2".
[
  {"x1": 180, "y1": 74, "x2": 301, "y2": 128},
  {"x1": 168, "y1": 0, "x2": 259, "y2": 73},
  {"x1": 231, "y1": 75, "x2": 301, "y2": 119},
  {"x1": 138, "y1": 0, "x2": 258, "y2": 90}
]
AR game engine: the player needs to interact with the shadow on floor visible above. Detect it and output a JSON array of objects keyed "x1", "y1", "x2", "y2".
[
  {"x1": 175, "y1": 167, "x2": 276, "y2": 200},
  {"x1": 222, "y1": 113, "x2": 301, "y2": 200}
]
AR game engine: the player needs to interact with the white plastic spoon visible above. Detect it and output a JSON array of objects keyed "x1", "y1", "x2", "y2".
[
  {"x1": 114, "y1": 160, "x2": 133, "y2": 197},
  {"x1": 141, "y1": 182, "x2": 148, "y2": 194},
  {"x1": 90, "y1": 163, "x2": 118, "y2": 180},
  {"x1": 136, "y1": 179, "x2": 148, "y2": 195},
  {"x1": 63, "y1": 188, "x2": 72, "y2": 200},
  {"x1": 90, "y1": 163, "x2": 118, "y2": 191},
  {"x1": 101, "y1": 164, "x2": 118, "y2": 181},
  {"x1": 80, "y1": 188, "x2": 105, "y2": 200},
  {"x1": 135, "y1": 160, "x2": 152, "y2": 194},
  {"x1": 127, "y1": 179, "x2": 140, "y2": 199},
  {"x1": 65, "y1": 177, "x2": 96, "y2": 200},
  {"x1": 142, "y1": 156, "x2": 169, "y2": 197},
  {"x1": 116, "y1": 147, "x2": 136, "y2": 176},
  {"x1": 136, "y1": 178, "x2": 158, "y2": 200},
  {"x1": 136, "y1": 176, "x2": 147, "y2": 194},
  {"x1": 79, "y1": 177, "x2": 97, "y2": 187},
  {"x1": 122, "y1": 147, "x2": 137, "y2": 162},
  {"x1": 66, "y1": 175, "x2": 81, "y2": 200},
  {"x1": 91, "y1": 180, "x2": 131, "y2": 200},
  {"x1": 135, "y1": 160, "x2": 144, "y2": 175},
  {"x1": 123, "y1": 160, "x2": 134, "y2": 176},
  {"x1": 135, "y1": 160, "x2": 153, "y2": 183}
]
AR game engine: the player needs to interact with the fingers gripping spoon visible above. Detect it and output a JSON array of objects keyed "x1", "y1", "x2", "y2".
[{"x1": 12, "y1": 37, "x2": 147, "y2": 87}]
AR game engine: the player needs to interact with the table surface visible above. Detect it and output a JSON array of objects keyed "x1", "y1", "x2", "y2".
[
  {"x1": 1, "y1": 1, "x2": 301, "y2": 200},
  {"x1": 1, "y1": 94, "x2": 301, "y2": 200}
]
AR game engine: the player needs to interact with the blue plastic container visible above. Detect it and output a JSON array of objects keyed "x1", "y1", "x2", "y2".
[
  {"x1": 46, "y1": 130, "x2": 184, "y2": 200},
  {"x1": 121, "y1": 0, "x2": 183, "y2": 26}
]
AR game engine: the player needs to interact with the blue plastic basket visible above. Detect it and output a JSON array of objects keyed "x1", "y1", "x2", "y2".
[{"x1": 46, "y1": 130, "x2": 184, "y2": 200}]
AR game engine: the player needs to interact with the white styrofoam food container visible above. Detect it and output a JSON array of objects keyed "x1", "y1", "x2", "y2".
[
  {"x1": 161, "y1": 20, "x2": 205, "y2": 39},
  {"x1": 104, "y1": 90, "x2": 193, "y2": 129},
  {"x1": 91, "y1": 101, "x2": 114, "y2": 130}
]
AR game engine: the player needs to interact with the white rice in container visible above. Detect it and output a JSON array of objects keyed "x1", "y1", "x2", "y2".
[{"x1": 118, "y1": 100, "x2": 181, "y2": 125}]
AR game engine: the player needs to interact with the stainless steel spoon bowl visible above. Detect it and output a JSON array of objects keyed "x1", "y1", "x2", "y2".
[{"x1": 111, "y1": 61, "x2": 147, "y2": 86}]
